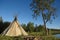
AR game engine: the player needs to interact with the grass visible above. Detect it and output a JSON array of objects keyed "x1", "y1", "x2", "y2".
[
  {"x1": 0, "y1": 35, "x2": 60, "y2": 40},
  {"x1": 0, "y1": 35, "x2": 24, "y2": 40},
  {"x1": 41, "y1": 35, "x2": 60, "y2": 40},
  {"x1": 0, "y1": 32, "x2": 60, "y2": 40},
  {"x1": 28, "y1": 32, "x2": 60, "y2": 40},
  {"x1": 28, "y1": 32, "x2": 47, "y2": 36}
]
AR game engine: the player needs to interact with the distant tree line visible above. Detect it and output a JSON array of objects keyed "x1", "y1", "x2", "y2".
[
  {"x1": 0, "y1": 17, "x2": 46, "y2": 34},
  {"x1": 0, "y1": 17, "x2": 10, "y2": 34},
  {"x1": 21, "y1": 22, "x2": 46, "y2": 32}
]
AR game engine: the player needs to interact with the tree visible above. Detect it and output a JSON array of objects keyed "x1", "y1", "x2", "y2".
[
  {"x1": 37, "y1": 25, "x2": 45, "y2": 32},
  {"x1": 0, "y1": 17, "x2": 3, "y2": 33},
  {"x1": 2, "y1": 22, "x2": 10, "y2": 33},
  {"x1": 30, "y1": 0, "x2": 56, "y2": 35},
  {"x1": 21, "y1": 24, "x2": 27, "y2": 31},
  {"x1": 34, "y1": 24, "x2": 38, "y2": 32},
  {"x1": 34, "y1": 25, "x2": 45, "y2": 32},
  {"x1": 27, "y1": 22, "x2": 34, "y2": 32}
]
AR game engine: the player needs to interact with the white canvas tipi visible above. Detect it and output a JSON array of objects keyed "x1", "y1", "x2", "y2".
[{"x1": 2, "y1": 17, "x2": 28, "y2": 36}]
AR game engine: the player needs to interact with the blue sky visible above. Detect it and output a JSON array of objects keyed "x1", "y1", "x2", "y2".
[{"x1": 0, "y1": 0, "x2": 60, "y2": 29}]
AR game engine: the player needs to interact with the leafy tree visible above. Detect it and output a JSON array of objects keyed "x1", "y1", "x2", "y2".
[
  {"x1": 34, "y1": 24, "x2": 38, "y2": 32},
  {"x1": 37, "y1": 25, "x2": 44, "y2": 32},
  {"x1": 34, "y1": 25, "x2": 45, "y2": 32},
  {"x1": 21, "y1": 24, "x2": 27, "y2": 31},
  {"x1": 0, "y1": 17, "x2": 3, "y2": 22},
  {"x1": 2, "y1": 22, "x2": 10, "y2": 33},
  {"x1": 30, "y1": 0, "x2": 56, "y2": 35},
  {"x1": 27, "y1": 22, "x2": 34, "y2": 32},
  {"x1": 0, "y1": 17, "x2": 3, "y2": 33},
  {"x1": 0, "y1": 17, "x2": 10, "y2": 33}
]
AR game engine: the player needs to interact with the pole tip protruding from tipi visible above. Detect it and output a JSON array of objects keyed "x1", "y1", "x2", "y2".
[{"x1": 14, "y1": 16, "x2": 17, "y2": 21}]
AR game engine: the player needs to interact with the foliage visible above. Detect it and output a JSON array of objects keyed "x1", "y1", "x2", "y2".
[
  {"x1": 27, "y1": 22, "x2": 34, "y2": 32},
  {"x1": 0, "y1": 17, "x2": 10, "y2": 34},
  {"x1": 0, "y1": 35, "x2": 60, "y2": 40},
  {"x1": 28, "y1": 32, "x2": 45, "y2": 36},
  {"x1": 0, "y1": 22, "x2": 10, "y2": 34},
  {"x1": 49, "y1": 29, "x2": 60, "y2": 35},
  {"x1": 0, "y1": 17, "x2": 3, "y2": 22},
  {"x1": 30, "y1": 0, "x2": 56, "y2": 22},
  {"x1": 0, "y1": 17, "x2": 3, "y2": 33},
  {"x1": 21, "y1": 22, "x2": 45, "y2": 32},
  {"x1": 0, "y1": 35, "x2": 24, "y2": 40},
  {"x1": 42, "y1": 36, "x2": 60, "y2": 40},
  {"x1": 30, "y1": 0, "x2": 56, "y2": 35},
  {"x1": 2, "y1": 22, "x2": 10, "y2": 32},
  {"x1": 21, "y1": 24, "x2": 27, "y2": 31},
  {"x1": 28, "y1": 32, "x2": 60, "y2": 40},
  {"x1": 34, "y1": 25, "x2": 45, "y2": 32}
]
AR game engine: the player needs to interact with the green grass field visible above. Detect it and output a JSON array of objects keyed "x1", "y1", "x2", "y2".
[
  {"x1": 0, "y1": 32, "x2": 60, "y2": 40},
  {"x1": 0, "y1": 35, "x2": 23, "y2": 40},
  {"x1": 0, "y1": 35, "x2": 60, "y2": 40},
  {"x1": 28, "y1": 32, "x2": 60, "y2": 40}
]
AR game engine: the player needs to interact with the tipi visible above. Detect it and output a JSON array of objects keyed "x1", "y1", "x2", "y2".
[{"x1": 2, "y1": 17, "x2": 28, "y2": 36}]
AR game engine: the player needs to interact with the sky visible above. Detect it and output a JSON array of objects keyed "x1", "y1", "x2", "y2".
[{"x1": 0, "y1": 0, "x2": 60, "y2": 29}]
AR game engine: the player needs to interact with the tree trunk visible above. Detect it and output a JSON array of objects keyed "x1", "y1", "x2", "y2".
[
  {"x1": 42, "y1": 10, "x2": 49, "y2": 35},
  {"x1": 44, "y1": 21, "x2": 48, "y2": 35}
]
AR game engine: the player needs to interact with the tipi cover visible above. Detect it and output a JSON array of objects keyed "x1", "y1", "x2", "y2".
[{"x1": 2, "y1": 17, "x2": 28, "y2": 36}]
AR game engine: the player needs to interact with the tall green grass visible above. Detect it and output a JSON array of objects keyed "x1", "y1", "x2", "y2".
[
  {"x1": 0, "y1": 33, "x2": 60, "y2": 40},
  {"x1": 28, "y1": 32, "x2": 60, "y2": 40},
  {"x1": 0, "y1": 35, "x2": 24, "y2": 40}
]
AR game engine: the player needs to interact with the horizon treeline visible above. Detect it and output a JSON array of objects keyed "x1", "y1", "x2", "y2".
[
  {"x1": 0, "y1": 17, "x2": 46, "y2": 33},
  {"x1": 0, "y1": 17, "x2": 60, "y2": 34}
]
